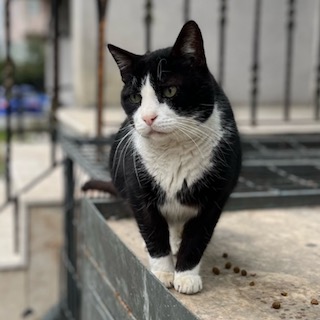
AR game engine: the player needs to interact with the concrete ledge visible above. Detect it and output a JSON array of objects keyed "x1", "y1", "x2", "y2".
[{"x1": 81, "y1": 198, "x2": 320, "y2": 320}]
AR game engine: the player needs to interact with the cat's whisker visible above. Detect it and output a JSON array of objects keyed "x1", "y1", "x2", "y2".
[
  {"x1": 133, "y1": 149, "x2": 142, "y2": 188},
  {"x1": 121, "y1": 135, "x2": 134, "y2": 179},
  {"x1": 199, "y1": 103, "x2": 215, "y2": 107},
  {"x1": 176, "y1": 127, "x2": 205, "y2": 159},
  {"x1": 113, "y1": 127, "x2": 134, "y2": 180}
]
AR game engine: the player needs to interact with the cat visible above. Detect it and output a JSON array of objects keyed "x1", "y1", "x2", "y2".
[{"x1": 106, "y1": 20, "x2": 241, "y2": 294}]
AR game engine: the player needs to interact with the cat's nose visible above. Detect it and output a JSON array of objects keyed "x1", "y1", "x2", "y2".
[{"x1": 142, "y1": 114, "x2": 157, "y2": 126}]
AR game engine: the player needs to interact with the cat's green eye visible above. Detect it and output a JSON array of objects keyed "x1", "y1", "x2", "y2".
[
  {"x1": 163, "y1": 86, "x2": 177, "y2": 98},
  {"x1": 129, "y1": 93, "x2": 142, "y2": 104}
]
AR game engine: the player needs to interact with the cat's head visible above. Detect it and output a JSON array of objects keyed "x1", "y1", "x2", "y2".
[{"x1": 108, "y1": 21, "x2": 217, "y2": 141}]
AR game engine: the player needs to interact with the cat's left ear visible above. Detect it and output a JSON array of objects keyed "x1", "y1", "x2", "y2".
[
  {"x1": 108, "y1": 44, "x2": 140, "y2": 82},
  {"x1": 171, "y1": 21, "x2": 206, "y2": 67}
]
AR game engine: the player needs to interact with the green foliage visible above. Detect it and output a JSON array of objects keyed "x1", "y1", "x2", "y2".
[{"x1": 0, "y1": 35, "x2": 45, "y2": 90}]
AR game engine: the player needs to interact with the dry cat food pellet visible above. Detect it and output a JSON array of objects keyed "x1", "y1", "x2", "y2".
[
  {"x1": 249, "y1": 281, "x2": 255, "y2": 286},
  {"x1": 281, "y1": 292, "x2": 288, "y2": 297},
  {"x1": 233, "y1": 266, "x2": 240, "y2": 273},
  {"x1": 272, "y1": 301, "x2": 281, "y2": 309},
  {"x1": 225, "y1": 262, "x2": 232, "y2": 269},
  {"x1": 222, "y1": 253, "x2": 228, "y2": 258},
  {"x1": 212, "y1": 267, "x2": 220, "y2": 275},
  {"x1": 311, "y1": 299, "x2": 319, "y2": 305},
  {"x1": 241, "y1": 269, "x2": 247, "y2": 276}
]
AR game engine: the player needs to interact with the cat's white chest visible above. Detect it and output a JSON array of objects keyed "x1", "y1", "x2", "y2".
[
  {"x1": 133, "y1": 108, "x2": 223, "y2": 221},
  {"x1": 140, "y1": 142, "x2": 207, "y2": 195}
]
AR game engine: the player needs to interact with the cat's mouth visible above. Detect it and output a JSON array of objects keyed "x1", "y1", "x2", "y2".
[
  {"x1": 145, "y1": 128, "x2": 170, "y2": 139},
  {"x1": 149, "y1": 129, "x2": 167, "y2": 136}
]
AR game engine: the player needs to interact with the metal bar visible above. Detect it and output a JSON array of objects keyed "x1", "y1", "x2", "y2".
[
  {"x1": 50, "y1": 0, "x2": 60, "y2": 166},
  {"x1": 4, "y1": 0, "x2": 13, "y2": 202},
  {"x1": 96, "y1": 0, "x2": 108, "y2": 139},
  {"x1": 13, "y1": 197, "x2": 19, "y2": 253},
  {"x1": 284, "y1": 0, "x2": 296, "y2": 121},
  {"x1": 64, "y1": 157, "x2": 79, "y2": 319},
  {"x1": 315, "y1": 3, "x2": 320, "y2": 120},
  {"x1": 17, "y1": 91, "x2": 25, "y2": 140},
  {"x1": 60, "y1": 136, "x2": 110, "y2": 181},
  {"x1": 184, "y1": 0, "x2": 190, "y2": 23},
  {"x1": 16, "y1": 162, "x2": 63, "y2": 196},
  {"x1": 218, "y1": 0, "x2": 227, "y2": 87},
  {"x1": 250, "y1": 0, "x2": 262, "y2": 126},
  {"x1": 145, "y1": 0, "x2": 153, "y2": 52}
]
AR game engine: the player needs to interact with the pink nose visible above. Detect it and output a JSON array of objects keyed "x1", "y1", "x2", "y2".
[{"x1": 143, "y1": 114, "x2": 157, "y2": 126}]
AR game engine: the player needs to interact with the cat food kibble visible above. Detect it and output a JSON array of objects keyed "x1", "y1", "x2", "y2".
[
  {"x1": 222, "y1": 253, "x2": 228, "y2": 258},
  {"x1": 241, "y1": 269, "x2": 247, "y2": 276},
  {"x1": 225, "y1": 262, "x2": 232, "y2": 269},
  {"x1": 281, "y1": 292, "x2": 288, "y2": 297},
  {"x1": 311, "y1": 299, "x2": 319, "y2": 305},
  {"x1": 233, "y1": 266, "x2": 240, "y2": 273},
  {"x1": 249, "y1": 281, "x2": 255, "y2": 286},
  {"x1": 212, "y1": 267, "x2": 220, "y2": 275},
  {"x1": 272, "y1": 301, "x2": 281, "y2": 309}
]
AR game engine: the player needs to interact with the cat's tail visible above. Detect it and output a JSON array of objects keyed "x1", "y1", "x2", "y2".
[{"x1": 81, "y1": 179, "x2": 119, "y2": 197}]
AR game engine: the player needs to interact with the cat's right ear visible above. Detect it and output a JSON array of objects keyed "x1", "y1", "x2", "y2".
[{"x1": 107, "y1": 44, "x2": 138, "y2": 82}]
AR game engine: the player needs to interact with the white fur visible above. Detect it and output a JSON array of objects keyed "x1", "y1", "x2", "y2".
[
  {"x1": 134, "y1": 74, "x2": 223, "y2": 222},
  {"x1": 169, "y1": 223, "x2": 183, "y2": 256},
  {"x1": 174, "y1": 263, "x2": 202, "y2": 294},
  {"x1": 149, "y1": 255, "x2": 174, "y2": 288}
]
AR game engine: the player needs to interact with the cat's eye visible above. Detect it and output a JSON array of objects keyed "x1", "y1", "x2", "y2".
[
  {"x1": 163, "y1": 86, "x2": 177, "y2": 98},
  {"x1": 130, "y1": 93, "x2": 142, "y2": 104}
]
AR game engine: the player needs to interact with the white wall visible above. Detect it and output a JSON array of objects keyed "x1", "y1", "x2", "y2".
[{"x1": 64, "y1": 0, "x2": 320, "y2": 108}]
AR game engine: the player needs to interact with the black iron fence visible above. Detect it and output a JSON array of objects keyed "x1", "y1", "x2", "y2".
[{"x1": 1, "y1": 1, "x2": 320, "y2": 319}]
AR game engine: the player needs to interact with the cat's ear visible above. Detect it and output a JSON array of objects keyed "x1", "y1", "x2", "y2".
[
  {"x1": 107, "y1": 44, "x2": 139, "y2": 82},
  {"x1": 171, "y1": 21, "x2": 206, "y2": 67}
]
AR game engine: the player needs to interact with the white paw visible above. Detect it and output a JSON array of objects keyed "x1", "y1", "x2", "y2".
[
  {"x1": 174, "y1": 273, "x2": 203, "y2": 294},
  {"x1": 153, "y1": 271, "x2": 174, "y2": 288}
]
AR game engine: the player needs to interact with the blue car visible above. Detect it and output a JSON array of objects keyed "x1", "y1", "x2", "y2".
[{"x1": 0, "y1": 85, "x2": 50, "y2": 115}]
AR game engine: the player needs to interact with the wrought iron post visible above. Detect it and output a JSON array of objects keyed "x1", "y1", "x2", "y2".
[
  {"x1": 50, "y1": 0, "x2": 60, "y2": 166},
  {"x1": 145, "y1": 0, "x2": 153, "y2": 52},
  {"x1": 184, "y1": 0, "x2": 190, "y2": 23},
  {"x1": 218, "y1": 0, "x2": 227, "y2": 87},
  {"x1": 63, "y1": 157, "x2": 80, "y2": 319},
  {"x1": 96, "y1": 0, "x2": 108, "y2": 138},
  {"x1": 250, "y1": 0, "x2": 262, "y2": 126},
  {"x1": 315, "y1": 6, "x2": 320, "y2": 120},
  {"x1": 4, "y1": 0, "x2": 13, "y2": 202},
  {"x1": 284, "y1": 0, "x2": 296, "y2": 121}
]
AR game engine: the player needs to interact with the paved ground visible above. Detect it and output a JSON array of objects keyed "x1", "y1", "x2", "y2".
[
  {"x1": 107, "y1": 206, "x2": 320, "y2": 320},
  {"x1": 0, "y1": 205, "x2": 63, "y2": 320},
  {"x1": 0, "y1": 140, "x2": 63, "y2": 269}
]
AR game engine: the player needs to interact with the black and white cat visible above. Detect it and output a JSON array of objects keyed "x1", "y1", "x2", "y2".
[{"x1": 107, "y1": 21, "x2": 241, "y2": 294}]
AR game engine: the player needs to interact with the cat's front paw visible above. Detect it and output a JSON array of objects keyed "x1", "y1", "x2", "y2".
[
  {"x1": 174, "y1": 273, "x2": 203, "y2": 294},
  {"x1": 153, "y1": 271, "x2": 174, "y2": 288}
]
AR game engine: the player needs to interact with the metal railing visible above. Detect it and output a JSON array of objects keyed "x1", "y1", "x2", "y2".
[{"x1": 1, "y1": 1, "x2": 320, "y2": 319}]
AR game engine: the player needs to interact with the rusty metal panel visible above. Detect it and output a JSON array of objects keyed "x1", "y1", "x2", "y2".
[{"x1": 80, "y1": 198, "x2": 198, "y2": 320}]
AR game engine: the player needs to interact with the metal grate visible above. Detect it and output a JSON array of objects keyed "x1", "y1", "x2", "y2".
[
  {"x1": 60, "y1": 133, "x2": 320, "y2": 211},
  {"x1": 230, "y1": 134, "x2": 320, "y2": 209}
]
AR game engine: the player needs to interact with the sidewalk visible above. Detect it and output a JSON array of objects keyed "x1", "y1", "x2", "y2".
[{"x1": 0, "y1": 140, "x2": 63, "y2": 269}]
